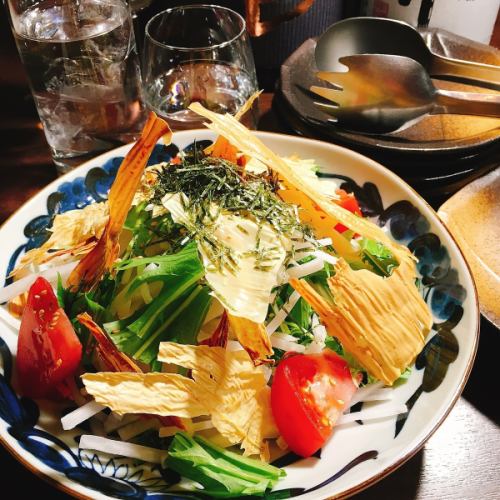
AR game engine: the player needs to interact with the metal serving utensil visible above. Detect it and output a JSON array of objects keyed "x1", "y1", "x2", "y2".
[
  {"x1": 310, "y1": 54, "x2": 500, "y2": 135},
  {"x1": 315, "y1": 17, "x2": 500, "y2": 90}
]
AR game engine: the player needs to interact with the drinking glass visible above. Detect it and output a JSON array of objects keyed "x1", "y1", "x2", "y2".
[
  {"x1": 142, "y1": 4, "x2": 259, "y2": 129},
  {"x1": 5, "y1": 0, "x2": 147, "y2": 174}
]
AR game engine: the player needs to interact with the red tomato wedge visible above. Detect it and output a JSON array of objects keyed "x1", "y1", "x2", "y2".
[
  {"x1": 17, "y1": 277, "x2": 82, "y2": 400},
  {"x1": 271, "y1": 350, "x2": 357, "y2": 457},
  {"x1": 334, "y1": 189, "x2": 362, "y2": 234}
]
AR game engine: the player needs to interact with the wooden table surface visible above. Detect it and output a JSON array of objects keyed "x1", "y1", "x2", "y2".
[{"x1": 0, "y1": 10, "x2": 499, "y2": 500}]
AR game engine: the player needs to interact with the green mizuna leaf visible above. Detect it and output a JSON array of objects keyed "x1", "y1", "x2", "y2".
[
  {"x1": 166, "y1": 432, "x2": 285, "y2": 498},
  {"x1": 359, "y1": 238, "x2": 399, "y2": 277}
]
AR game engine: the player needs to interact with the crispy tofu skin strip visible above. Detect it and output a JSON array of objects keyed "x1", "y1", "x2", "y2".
[
  {"x1": 82, "y1": 372, "x2": 207, "y2": 418},
  {"x1": 204, "y1": 91, "x2": 261, "y2": 158},
  {"x1": 290, "y1": 259, "x2": 432, "y2": 385},
  {"x1": 82, "y1": 343, "x2": 276, "y2": 457},
  {"x1": 68, "y1": 112, "x2": 172, "y2": 290},
  {"x1": 77, "y1": 313, "x2": 142, "y2": 373},
  {"x1": 227, "y1": 313, "x2": 274, "y2": 365},
  {"x1": 78, "y1": 313, "x2": 184, "y2": 429},
  {"x1": 12, "y1": 203, "x2": 109, "y2": 277},
  {"x1": 158, "y1": 342, "x2": 276, "y2": 457}
]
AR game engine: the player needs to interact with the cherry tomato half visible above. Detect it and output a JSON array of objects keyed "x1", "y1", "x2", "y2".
[
  {"x1": 17, "y1": 277, "x2": 82, "y2": 400},
  {"x1": 271, "y1": 350, "x2": 357, "y2": 457}
]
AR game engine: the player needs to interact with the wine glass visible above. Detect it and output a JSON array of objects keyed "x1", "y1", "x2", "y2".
[{"x1": 141, "y1": 4, "x2": 259, "y2": 130}]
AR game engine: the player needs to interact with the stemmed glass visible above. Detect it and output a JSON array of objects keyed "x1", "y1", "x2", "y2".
[{"x1": 142, "y1": 4, "x2": 259, "y2": 129}]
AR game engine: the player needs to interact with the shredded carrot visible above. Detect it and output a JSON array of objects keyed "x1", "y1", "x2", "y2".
[
  {"x1": 68, "y1": 112, "x2": 172, "y2": 290},
  {"x1": 209, "y1": 136, "x2": 239, "y2": 163}
]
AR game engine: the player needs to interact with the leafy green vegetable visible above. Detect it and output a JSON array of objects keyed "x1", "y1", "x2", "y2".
[
  {"x1": 123, "y1": 201, "x2": 187, "y2": 258},
  {"x1": 110, "y1": 242, "x2": 204, "y2": 338},
  {"x1": 359, "y1": 238, "x2": 398, "y2": 277},
  {"x1": 287, "y1": 296, "x2": 312, "y2": 332},
  {"x1": 116, "y1": 241, "x2": 202, "y2": 294},
  {"x1": 324, "y1": 335, "x2": 343, "y2": 355},
  {"x1": 166, "y1": 432, "x2": 285, "y2": 498},
  {"x1": 304, "y1": 262, "x2": 335, "y2": 304},
  {"x1": 109, "y1": 283, "x2": 212, "y2": 365},
  {"x1": 134, "y1": 285, "x2": 212, "y2": 363}
]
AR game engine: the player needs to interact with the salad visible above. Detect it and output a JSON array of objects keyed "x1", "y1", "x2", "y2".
[{"x1": 1, "y1": 100, "x2": 433, "y2": 498}]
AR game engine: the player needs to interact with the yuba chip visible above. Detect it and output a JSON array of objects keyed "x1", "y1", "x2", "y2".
[{"x1": 82, "y1": 343, "x2": 277, "y2": 457}]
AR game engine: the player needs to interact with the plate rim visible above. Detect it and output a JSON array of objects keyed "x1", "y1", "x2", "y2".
[{"x1": 0, "y1": 130, "x2": 480, "y2": 500}]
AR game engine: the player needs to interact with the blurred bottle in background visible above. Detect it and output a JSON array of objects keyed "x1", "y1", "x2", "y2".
[
  {"x1": 361, "y1": 0, "x2": 500, "y2": 44},
  {"x1": 131, "y1": 0, "x2": 345, "y2": 89}
]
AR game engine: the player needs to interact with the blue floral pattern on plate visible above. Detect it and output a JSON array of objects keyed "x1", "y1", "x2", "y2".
[
  {"x1": 0, "y1": 144, "x2": 467, "y2": 499},
  {"x1": 4, "y1": 144, "x2": 180, "y2": 285}
]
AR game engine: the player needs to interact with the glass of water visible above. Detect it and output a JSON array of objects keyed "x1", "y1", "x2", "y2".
[
  {"x1": 142, "y1": 4, "x2": 259, "y2": 130},
  {"x1": 6, "y1": 0, "x2": 147, "y2": 173}
]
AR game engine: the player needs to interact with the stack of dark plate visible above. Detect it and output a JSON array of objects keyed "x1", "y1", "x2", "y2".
[{"x1": 275, "y1": 30, "x2": 500, "y2": 209}]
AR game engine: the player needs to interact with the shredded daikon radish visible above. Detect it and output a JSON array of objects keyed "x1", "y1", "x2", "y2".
[
  {"x1": 79, "y1": 435, "x2": 167, "y2": 464},
  {"x1": 191, "y1": 420, "x2": 215, "y2": 432},
  {"x1": 313, "y1": 250, "x2": 338, "y2": 266},
  {"x1": 286, "y1": 258, "x2": 325, "y2": 280},
  {"x1": 270, "y1": 333, "x2": 306, "y2": 353},
  {"x1": 138, "y1": 283, "x2": 154, "y2": 304},
  {"x1": 0, "y1": 261, "x2": 77, "y2": 303},
  {"x1": 61, "y1": 400, "x2": 105, "y2": 430},
  {"x1": 294, "y1": 249, "x2": 338, "y2": 265},
  {"x1": 266, "y1": 290, "x2": 301, "y2": 334},
  {"x1": 348, "y1": 381, "x2": 385, "y2": 408},
  {"x1": 118, "y1": 418, "x2": 161, "y2": 441},
  {"x1": 337, "y1": 402, "x2": 407, "y2": 426}
]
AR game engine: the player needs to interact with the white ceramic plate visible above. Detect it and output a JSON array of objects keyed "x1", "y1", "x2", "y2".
[{"x1": 0, "y1": 130, "x2": 479, "y2": 499}]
